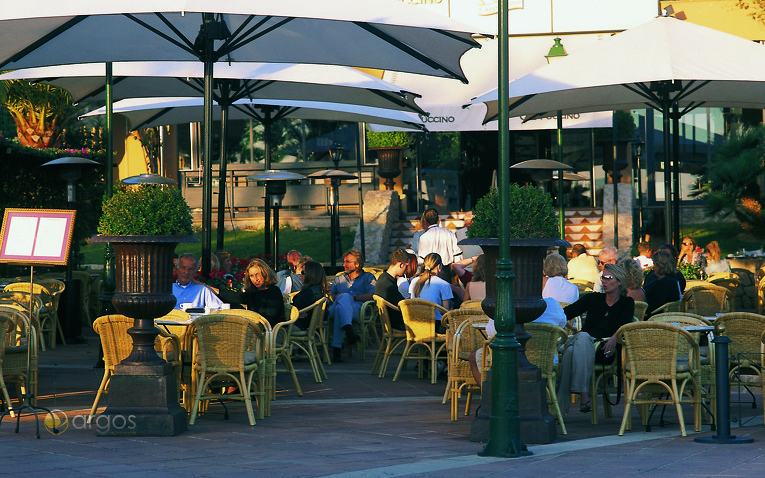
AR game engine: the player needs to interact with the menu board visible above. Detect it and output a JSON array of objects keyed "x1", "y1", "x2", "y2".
[{"x1": 0, "y1": 209, "x2": 76, "y2": 265}]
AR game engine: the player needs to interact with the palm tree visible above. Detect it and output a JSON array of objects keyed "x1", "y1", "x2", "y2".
[
  {"x1": 1, "y1": 79, "x2": 74, "y2": 149},
  {"x1": 691, "y1": 125, "x2": 765, "y2": 238}
]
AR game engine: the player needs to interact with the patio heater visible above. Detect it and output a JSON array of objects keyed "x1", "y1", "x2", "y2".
[
  {"x1": 122, "y1": 173, "x2": 178, "y2": 186},
  {"x1": 247, "y1": 171, "x2": 306, "y2": 270},
  {"x1": 545, "y1": 37, "x2": 568, "y2": 240},
  {"x1": 41, "y1": 156, "x2": 100, "y2": 343},
  {"x1": 306, "y1": 169, "x2": 358, "y2": 270}
]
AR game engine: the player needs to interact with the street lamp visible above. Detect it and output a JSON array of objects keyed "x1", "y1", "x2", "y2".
[
  {"x1": 545, "y1": 37, "x2": 568, "y2": 240},
  {"x1": 328, "y1": 143, "x2": 344, "y2": 169},
  {"x1": 41, "y1": 156, "x2": 100, "y2": 345},
  {"x1": 247, "y1": 170, "x2": 306, "y2": 270},
  {"x1": 306, "y1": 169, "x2": 357, "y2": 270}
]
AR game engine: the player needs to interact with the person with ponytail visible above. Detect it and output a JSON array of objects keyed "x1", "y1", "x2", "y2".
[{"x1": 408, "y1": 252, "x2": 453, "y2": 332}]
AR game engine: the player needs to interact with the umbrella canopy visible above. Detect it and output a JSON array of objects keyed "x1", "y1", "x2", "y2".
[
  {"x1": 82, "y1": 97, "x2": 425, "y2": 131},
  {"x1": 0, "y1": 2, "x2": 482, "y2": 81},
  {"x1": 475, "y1": 15, "x2": 765, "y2": 122},
  {"x1": 0, "y1": 0, "x2": 483, "y2": 276},
  {"x1": 473, "y1": 14, "x2": 765, "y2": 246},
  {"x1": 0, "y1": 62, "x2": 425, "y2": 114}
]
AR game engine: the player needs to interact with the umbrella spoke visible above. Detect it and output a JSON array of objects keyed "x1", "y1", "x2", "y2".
[
  {"x1": 122, "y1": 13, "x2": 198, "y2": 57},
  {"x1": 3, "y1": 16, "x2": 87, "y2": 67},
  {"x1": 222, "y1": 17, "x2": 293, "y2": 57}
]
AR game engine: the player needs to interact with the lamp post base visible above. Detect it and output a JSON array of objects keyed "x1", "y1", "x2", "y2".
[{"x1": 96, "y1": 362, "x2": 187, "y2": 437}]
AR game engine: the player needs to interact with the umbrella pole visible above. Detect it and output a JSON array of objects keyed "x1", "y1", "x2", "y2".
[
  {"x1": 662, "y1": 102, "x2": 673, "y2": 247},
  {"x1": 557, "y1": 111, "x2": 565, "y2": 240},
  {"x1": 672, "y1": 104, "x2": 681, "y2": 247},
  {"x1": 357, "y1": 122, "x2": 366, "y2": 258},
  {"x1": 216, "y1": 102, "x2": 230, "y2": 252},
  {"x1": 101, "y1": 62, "x2": 116, "y2": 318},
  {"x1": 201, "y1": 25, "x2": 214, "y2": 279},
  {"x1": 264, "y1": 119, "x2": 272, "y2": 264}
]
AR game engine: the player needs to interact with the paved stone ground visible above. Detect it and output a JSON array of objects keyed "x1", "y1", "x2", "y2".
[{"x1": 1, "y1": 331, "x2": 765, "y2": 477}]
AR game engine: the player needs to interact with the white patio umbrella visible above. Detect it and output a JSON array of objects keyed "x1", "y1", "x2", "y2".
[
  {"x1": 0, "y1": 0, "x2": 483, "y2": 276},
  {"x1": 0, "y1": 62, "x2": 425, "y2": 115},
  {"x1": 473, "y1": 14, "x2": 765, "y2": 246},
  {"x1": 81, "y1": 96, "x2": 425, "y2": 131},
  {"x1": 0, "y1": 61, "x2": 427, "y2": 251}
]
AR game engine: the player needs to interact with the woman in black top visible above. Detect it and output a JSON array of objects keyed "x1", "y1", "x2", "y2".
[
  {"x1": 217, "y1": 258, "x2": 285, "y2": 327},
  {"x1": 291, "y1": 261, "x2": 329, "y2": 330},
  {"x1": 559, "y1": 263, "x2": 635, "y2": 415},
  {"x1": 643, "y1": 249, "x2": 683, "y2": 318}
]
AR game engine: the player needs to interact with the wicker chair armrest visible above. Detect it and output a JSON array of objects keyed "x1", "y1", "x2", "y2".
[
  {"x1": 359, "y1": 300, "x2": 378, "y2": 323},
  {"x1": 373, "y1": 295, "x2": 400, "y2": 312}
]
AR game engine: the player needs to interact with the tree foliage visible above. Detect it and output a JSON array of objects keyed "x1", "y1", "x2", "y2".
[
  {"x1": 690, "y1": 125, "x2": 765, "y2": 238},
  {"x1": 1, "y1": 79, "x2": 74, "y2": 149}
]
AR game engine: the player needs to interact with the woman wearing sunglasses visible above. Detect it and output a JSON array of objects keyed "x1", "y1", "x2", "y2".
[{"x1": 557, "y1": 263, "x2": 634, "y2": 415}]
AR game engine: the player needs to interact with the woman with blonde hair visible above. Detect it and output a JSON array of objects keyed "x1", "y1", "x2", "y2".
[
  {"x1": 618, "y1": 257, "x2": 646, "y2": 303},
  {"x1": 542, "y1": 253, "x2": 579, "y2": 303},
  {"x1": 704, "y1": 241, "x2": 731, "y2": 274},
  {"x1": 409, "y1": 253, "x2": 453, "y2": 329},
  {"x1": 217, "y1": 258, "x2": 285, "y2": 326}
]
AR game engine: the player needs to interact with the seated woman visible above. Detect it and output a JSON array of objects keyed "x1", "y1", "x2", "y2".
[
  {"x1": 704, "y1": 240, "x2": 731, "y2": 275},
  {"x1": 678, "y1": 236, "x2": 706, "y2": 269},
  {"x1": 408, "y1": 253, "x2": 453, "y2": 331},
  {"x1": 558, "y1": 263, "x2": 634, "y2": 415},
  {"x1": 618, "y1": 257, "x2": 646, "y2": 303},
  {"x1": 643, "y1": 250, "x2": 683, "y2": 318},
  {"x1": 464, "y1": 254, "x2": 486, "y2": 301},
  {"x1": 217, "y1": 258, "x2": 286, "y2": 327},
  {"x1": 542, "y1": 253, "x2": 579, "y2": 304},
  {"x1": 291, "y1": 260, "x2": 329, "y2": 331}
]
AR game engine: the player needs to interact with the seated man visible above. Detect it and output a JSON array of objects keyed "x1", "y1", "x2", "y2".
[
  {"x1": 329, "y1": 249, "x2": 375, "y2": 362},
  {"x1": 374, "y1": 248, "x2": 409, "y2": 331},
  {"x1": 172, "y1": 253, "x2": 223, "y2": 310},
  {"x1": 276, "y1": 249, "x2": 303, "y2": 294}
]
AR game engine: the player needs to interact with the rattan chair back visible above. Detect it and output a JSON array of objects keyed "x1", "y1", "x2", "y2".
[
  {"x1": 392, "y1": 299, "x2": 449, "y2": 384},
  {"x1": 459, "y1": 299, "x2": 483, "y2": 309},
  {"x1": 570, "y1": 279, "x2": 594, "y2": 293},
  {"x1": 617, "y1": 321, "x2": 701, "y2": 436},
  {"x1": 525, "y1": 322, "x2": 568, "y2": 434},
  {"x1": 371, "y1": 295, "x2": 407, "y2": 378},
  {"x1": 633, "y1": 301, "x2": 649, "y2": 321},
  {"x1": 683, "y1": 284, "x2": 731, "y2": 316}
]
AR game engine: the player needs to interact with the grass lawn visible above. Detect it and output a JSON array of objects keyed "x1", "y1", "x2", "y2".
[
  {"x1": 81, "y1": 225, "x2": 357, "y2": 265},
  {"x1": 679, "y1": 222, "x2": 763, "y2": 255}
]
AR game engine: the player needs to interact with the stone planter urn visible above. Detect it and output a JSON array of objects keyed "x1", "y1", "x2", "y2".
[
  {"x1": 459, "y1": 236, "x2": 569, "y2": 445},
  {"x1": 90, "y1": 234, "x2": 198, "y2": 436},
  {"x1": 372, "y1": 146, "x2": 403, "y2": 191}
]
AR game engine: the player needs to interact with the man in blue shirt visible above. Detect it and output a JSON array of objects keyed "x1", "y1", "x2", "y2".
[
  {"x1": 173, "y1": 253, "x2": 223, "y2": 310},
  {"x1": 329, "y1": 249, "x2": 375, "y2": 362}
]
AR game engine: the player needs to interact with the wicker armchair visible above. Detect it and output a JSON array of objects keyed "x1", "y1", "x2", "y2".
[
  {"x1": 633, "y1": 301, "x2": 649, "y2": 321},
  {"x1": 210, "y1": 308, "x2": 275, "y2": 419},
  {"x1": 0, "y1": 306, "x2": 38, "y2": 415},
  {"x1": 289, "y1": 297, "x2": 328, "y2": 384},
  {"x1": 715, "y1": 312, "x2": 765, "y2": 425},
  {"x1": 90, "y1": 314, "x2": 181, "y2": 420},
  {"x1": 371, "y1": 295, "x2": 407, "y2": 378},
  {"x1": 708, "y1": 272, "x2": 740, "y2": 310},
  {"x1": 441, "y1": 309, "x2": 487, "y2": 420},
  {"x1": 353, "y1": 300, "x2": 379, "y2": 360},
  {"x1": 570, "y1": 279, "x2": 594, "y2": 293},
  {"x1": 617, "y1": 321, "x2": 701, "y2": 436},
  {"x1": 4, "y1": 281, "x2": 65, "y2": 349},
  {"x1": 459, "y1": 300, "x2": 484, "y2": 309},
  {"x1": 652, "y1": 299, "x2": 684, "y2": 315},
  {"x1": 393, "y1": 299, "x2": 448, "y2": 384},
  {"x1": 683, "y1": 284, "x2": 732, "y2": 316},
  {"x1": 525, "y1": 322, "x2": 568, "y2": 434},
  {"x1": 188, "y1": 314, "x2": 265, "y2": 426},
  {"x1": 0, "y1": 292, "x2": 44, "y2": 352},
  {"x1": 649, "y1": 313, "x2": 716, "y2": 424}
]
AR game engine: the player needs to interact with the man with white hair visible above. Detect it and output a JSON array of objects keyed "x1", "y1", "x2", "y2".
[
  {"x1": 592, "y1": 247, "x2": 618, "y2": 293},
  {"x1": 173, "y1": 253, "x2": 223, "y2": 310}
]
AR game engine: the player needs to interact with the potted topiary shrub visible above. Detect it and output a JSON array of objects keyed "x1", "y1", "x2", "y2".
[
  {"x1": 463, "y1": 184, "x2": 568, "y2": 323},
  {"x1": 366, "y1": 128, "x2": 410, "y2": 190},
  {"x1": 90, "y1": 182, "x2": 196, "y2": 436}
]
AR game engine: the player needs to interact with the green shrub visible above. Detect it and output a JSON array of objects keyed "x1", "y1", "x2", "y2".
[
  {"x1": 98, "y1": 183, "x2": 193, "y2": 236},
  {"x1": 366, "y1": 129, "x2": 410, "y2": 149},
  {"x1": 468, "y1": 185, "x2": 559, "y2": 238}
]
